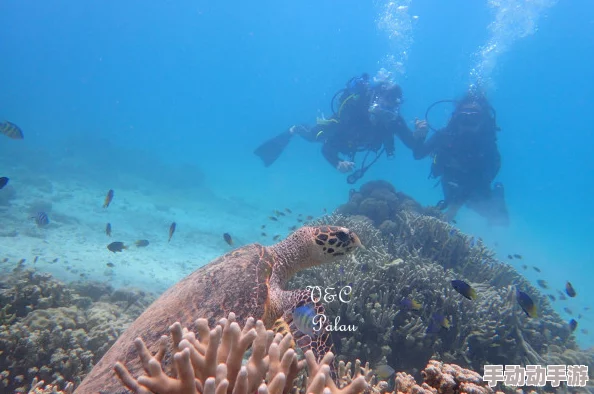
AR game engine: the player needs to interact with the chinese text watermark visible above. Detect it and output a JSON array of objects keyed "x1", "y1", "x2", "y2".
[{"x1": 483, "y1": 364, "x2": 589, "y2": 387}]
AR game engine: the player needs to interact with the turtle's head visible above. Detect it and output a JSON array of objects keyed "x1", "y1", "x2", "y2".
[
  {"x1": 270, "y1": 226, "x2": 362, "y2": 286},
  {"x1": 306, "y1": 226, "x2": 363, "y2": 263}
]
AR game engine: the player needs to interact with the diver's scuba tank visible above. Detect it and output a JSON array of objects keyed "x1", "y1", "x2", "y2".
[{"x1": 331, "y1": 73, "x2": 370, "y2": 115}]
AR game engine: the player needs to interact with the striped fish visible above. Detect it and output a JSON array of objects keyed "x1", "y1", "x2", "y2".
[
  {"x1": 0, "y1": 121, "x2": 24, "y2": 139},
  {"x1": 292, "y1": 304, "x2": 317, "y2": 338},
  {"x1": 33, "y1": 212, "x2": 49, "y2": 227}
]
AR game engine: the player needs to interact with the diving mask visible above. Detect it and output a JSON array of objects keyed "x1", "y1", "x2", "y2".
[
  {"x1": 369, "y1": 95, "x2": 400, "y2": 123},
  {"x1": 453, "y1": 107, "x2": 487, "y2": 132}
]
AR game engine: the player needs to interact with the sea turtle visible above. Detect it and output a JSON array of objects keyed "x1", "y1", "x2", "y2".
[{"x1": 74, "y1": 225, "x2": 362, "y2": 394}]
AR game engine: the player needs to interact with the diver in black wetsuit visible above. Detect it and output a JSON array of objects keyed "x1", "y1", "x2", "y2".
[
  {"x1": 413, "y1": 92, "x2": 509, "y2": 225},
  {"x1": 254, "y1": 71, "x2": 420, "y2": 184}
]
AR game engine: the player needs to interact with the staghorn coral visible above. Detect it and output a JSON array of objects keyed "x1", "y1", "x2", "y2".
[
  {"x1": 113, "y1": 311, "x2": 369, "y2": 394},
  {"x1": 0, "y1": 269, "x2": 155, "y2": 393},
  {"x1": 112, "y1": 313, "x2": 505, "y2": 394},
  {"x1": 288, "y1": 181, "x2": 594, "y2": 385}
]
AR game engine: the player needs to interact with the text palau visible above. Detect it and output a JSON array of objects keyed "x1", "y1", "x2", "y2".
[{"x1": 313, "y1": 313, "x2": 358, "y2": 332}]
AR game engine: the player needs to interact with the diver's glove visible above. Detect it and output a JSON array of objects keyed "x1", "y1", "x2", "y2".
[
  {"x1": 413, "y1": 118, "x2": 429, "y2": 140},
  {"x1": 337, "y1": 160, "x2": 355, "y2": 173}
]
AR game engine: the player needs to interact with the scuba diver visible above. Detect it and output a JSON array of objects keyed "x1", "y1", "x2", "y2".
[
  {"x1": 413, "y1": 91, "x2": 509, "y2": 226},
  {"x1": 254, "y1": 69, "x2": 420, "y2": 184}
]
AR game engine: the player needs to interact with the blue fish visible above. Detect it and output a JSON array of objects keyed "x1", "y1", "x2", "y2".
[
  {"x1": 426, "y1": 313, "x2": 450, "y2": 334},
  {"x1": 33, "y1": 212, "x2": 49, "y2": 227},
  {"x1": 469, "y1": 237, "x2": 475, "y2": 248},
  {"x1": 293, "y1": 304, "x2": 317, "y2": 337},
  {"x1": 448, "y1": 229, "x2": 457, "y2": 236}
]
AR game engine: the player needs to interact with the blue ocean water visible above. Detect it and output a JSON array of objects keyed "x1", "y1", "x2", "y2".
[{"x1": 1, "y1": 0, "x2": 592, "y2": 355}]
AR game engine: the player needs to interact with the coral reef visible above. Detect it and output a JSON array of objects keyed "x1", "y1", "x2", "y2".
[
  {"x1": 0, "y1": 269, "x2": 155, "y2": 393},
  {"x1": 114, "y1": 311, "x2": 370, "y2": 394},
  {"x1": 112, "y1": 312, "x2": 504, "y2": 394},
  {"x1": 288, "y1": 180, "x2": 594, "y2": 388}
]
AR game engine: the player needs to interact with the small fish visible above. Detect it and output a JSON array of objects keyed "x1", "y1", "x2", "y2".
[
  {"x1": 532, "y1": 266, "x2": 541, "y2": 273},
  {"x1": 261, "y1": 224, "x2": 266, "y2": 229},
  {"x1": 306, "y1": 215, "x2": 313, "y2": 220},
  {"x1": 522, "y1": 264, "x2": 528, "y2": 270},
  {"x1": 106, "y1": 262, "x2": 115, "y2": 267},
  {"x1": 292, "y1": 304, "x2": 317, "y2": 337},
  {"x1": 564, "y1": 307, "x2": 573, "y2": 315},
  {"x1": 285, "y1": 208, "x2": 292, "y2": 214},
  {"x1": 278, "y1": 211, "x2": 285, "y2": 217},
  {"x1": 0, "y1": 121, "x2": 24, "y2": 139},
  {"x1": 169, "y1": 222, "x2": 176, "y2": 242},
  {"x1": 584, "y1": 306, "x2": 591, "y2": 311},
  {"x1": 426, "y1": 313, "x2": 450, "y2": 333},
  {"x1": 513, "y1": 254, "x2": 523, "y2": 259},
  {"x1": 578, "y1": 314, "x2": 582, "y2": 319},
  {"x1": 569, "y1": 319, "x2": 578, "y2": 332},
  {"x1": 451, "y1": 219, "x2": 457, "y2": 224},
  {"x1": 261, "y1": 232, "x2": 267, "y2": 237},
  {"x1": 269, "y1": 216, "x2": 278, "y2": 222},
  {"x1": 507, "y1": 255, "x2": 513, "y2": 260},
  {"x1": 106, "y1": 223, "x2": 112, "y2": 237},
  {"x1": 360, "y1": 263, "x2": 369, "y2": 273},
  {"x1": 323, "y1": 208, "x2": 327, "y2": 213},
  {"x1": 581, "y1": 329, "x2": 589, "y2": 335},
  {"x1": 547, "y1": 294, "x2": 556, "y2": 302},
  {"x1": 559, "y1": 293, "x2": 567, "y2": 301},
  {"x1": 52, "y1": 258, "x2": 59, "y2": 263},
  {"x1": 103, "y1": 189, "x2": 114, "y2": 208},
  {"x1": 400, "y1": 298, "x2": 422, "y2": 311},
  {"x1": 449, "y1": 229, "x2": 457, "y2": 236},
  {"x1": 565, "y1": 282, "x2": 576, "y2": 297},
  {"x1": 536, "y1": 279, "x2": 548, "y2": 289},
  {"x1": 0, "y1": 177, "x2": 8, "y2": 189},
  {"x1": 33, "y1": 256, "x2": 39, "y2": 263},
  {"x1": 135, "y1": 240, "x2": 149, "y2": 247},
  {"x1": 288, "y1": 225, "x2": 297, "y2": 231},
  {"x1": 107, "y1": 241, "x2": 127, "y2": 253},
  {"x1": 469, "y1": 237, "x2": 475, "y2": 248},
  {"x1": 33, "y1": 212, "x2": 49, "y2": 227},
  {"x1": 297, "y1": 218, "x2": 303, "y2": 223},
  {"x1": 516, "y1": 289, "x2": 537, "y2": 318},
  {"x1": 451, "y1": 280, "x2": 477, "y2": 300},
  {"x1": 223, "y1": 233, "x2": 233, "y2": 246},
  {"x1": 374, "y1": 364, "x2": 395, "y2": 380},
  {"x1": 273, "y1": 235, "x2": 280, "y2": 241}
]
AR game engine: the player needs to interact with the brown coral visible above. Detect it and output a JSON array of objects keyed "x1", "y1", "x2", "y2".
[
  {"x1": 393, "y1": 360, "x2": 503, "y2": 394},
  {"x1": 114, "y1": 312, "x2": 369, "y2": 394},
  {"x1": 0, "y1": 269, "x2": 155, "y2": 392}
]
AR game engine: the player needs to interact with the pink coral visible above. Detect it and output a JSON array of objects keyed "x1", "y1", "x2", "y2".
[{"x1": 392, "y1": 360, "x2": 503, "y2": 394}]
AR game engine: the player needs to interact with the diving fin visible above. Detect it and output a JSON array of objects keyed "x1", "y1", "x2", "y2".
[{"x1": 254, "y1": 129, "x2": 293, "y2": 167}]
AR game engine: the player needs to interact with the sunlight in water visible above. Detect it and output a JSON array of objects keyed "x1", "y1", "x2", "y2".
[
  {"x1": 470, "y1": 0, "x2": 558, "y2": 89},
  {"x1": 374, "y1": 0, "x2": 416, "y2": 76}
]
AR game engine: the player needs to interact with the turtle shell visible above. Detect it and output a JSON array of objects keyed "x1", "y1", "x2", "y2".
[{"x1": 75, "y1": 243, "x2": 275, "y2": 394}]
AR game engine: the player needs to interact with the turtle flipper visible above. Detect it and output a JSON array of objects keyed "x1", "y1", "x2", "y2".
[{"x1": 281, "y1": 289, "x2": 335, "y2": 363}]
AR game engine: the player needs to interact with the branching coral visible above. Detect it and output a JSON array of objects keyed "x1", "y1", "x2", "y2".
[
  {"x1": 288, "y1": 180, "x2": 593, "y2": 381},
  {"x1": 114, "y1": 312, "x2": 369, "y2": 394}
]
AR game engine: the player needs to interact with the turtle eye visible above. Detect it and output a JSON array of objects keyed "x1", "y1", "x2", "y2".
[{"x1": 336, "y1": 231, "x2": 350, "y2": 243}]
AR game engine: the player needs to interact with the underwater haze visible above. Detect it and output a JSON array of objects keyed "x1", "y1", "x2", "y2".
[{"x1": 1, "y1": 0, "x2": 594, "y2": 392}]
